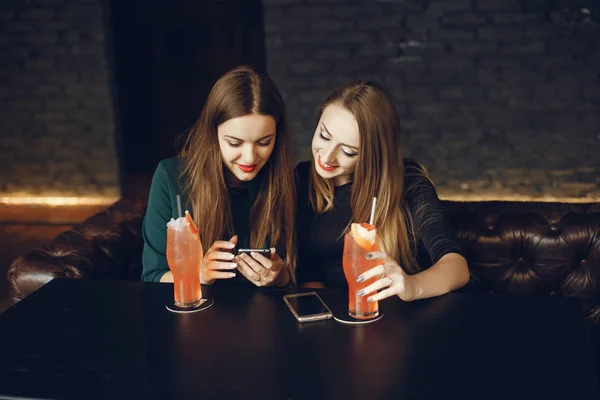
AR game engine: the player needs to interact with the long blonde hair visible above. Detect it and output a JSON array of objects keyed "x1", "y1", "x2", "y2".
[
  {"x1": 181, "y1": 66, "x2": 296, "y2": 280},
  {"x1": 309, "y1": 81, "x2": 431, "y2": 274}
]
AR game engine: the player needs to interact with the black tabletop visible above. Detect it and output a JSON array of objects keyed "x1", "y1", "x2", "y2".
[{"x1": 0, "y1": 279, "x2": 597, "y2": 400}]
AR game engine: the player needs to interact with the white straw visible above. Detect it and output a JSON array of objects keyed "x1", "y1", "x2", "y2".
[
  {"x1": 369, "y1": 196, "x2": 377, "y2": 225},
  {"x1": 176, "y1": 195, "x2": 182, "y2": 219}
]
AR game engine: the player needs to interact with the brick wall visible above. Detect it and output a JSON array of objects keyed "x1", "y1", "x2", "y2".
[
  {"x1": 0, "y1": 0, "x2": 120, "y2": 200},
  {"x1": 263, "y1": 0, "x2": 600, "y2": 200}
]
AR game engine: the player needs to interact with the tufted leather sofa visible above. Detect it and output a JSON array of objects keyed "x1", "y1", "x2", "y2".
[
  {"x1": 7, "y1": 199, "x2": 600, "y2": 313},
  {"x1": 446, "y1": 201, "x2": 600, "y2": 324},
  {"x1": 6, "y1": 199, "x2": 600, "y2": 355},
  {"x1": 7, "y1": 198, "x2": 147, "y2": 303}
]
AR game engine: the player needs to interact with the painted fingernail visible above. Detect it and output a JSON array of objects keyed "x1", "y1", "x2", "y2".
[
  {"x1": 356, "y1": 276, "x2": 364, "y2": 283},
  {"x1": 366, "y1": 253, "x2": 373, "y2": 259},
  {"x1": 226, "y1": 253, "x2": 235, "y2": 259},
  {"x1": 250, "y1": 252, "x2": 257, "y2": 257},
  {"x1": 226, "y1": 242, "x2": 235, "y2": 248},
  {"x1": 228, "y1": 273, "x2": 236, "y2": 278},
  {"x1": 357, "y1": 289, "x2": 364, "y2": 296},
  {"x1": 230, "y1": 263, "x2": 237, "y2": 268},
  {"x1": 367, "y1": 297, "x2": 374, "y2": 303}
]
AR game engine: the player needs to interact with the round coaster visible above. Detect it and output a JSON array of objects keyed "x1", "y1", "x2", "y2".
[
  {"x1": 166, "y1": 297, "x2": 214, "y2": 314},
  {"x1": 334, "y1": 313, "x2": 384, "y2": 325}
]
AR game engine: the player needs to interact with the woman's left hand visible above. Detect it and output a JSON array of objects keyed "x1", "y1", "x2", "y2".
[
  {"x1": 357, "y1": 251, "x2": 419, "y2": 302},
  {"x1": 235, "y1": 248, "x2": 288, "y2": 287}
]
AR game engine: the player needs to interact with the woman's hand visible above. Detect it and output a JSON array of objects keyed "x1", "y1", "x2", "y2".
[
  {"x1": 235, "y1": 248, "x2": 289, "y2": 287},
  {"x1": 200, "y1": 236, "x2": 238, "y2": 285},
  {"x1": 356, "y1": 251, "x2": 419, "y2": 302}
]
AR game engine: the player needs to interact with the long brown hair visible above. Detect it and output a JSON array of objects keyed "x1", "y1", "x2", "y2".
[
  {"x1": 309, "y1": 81, "x2": 431, "y2": 274},
  {"x1": 181, "y1": 66, "x2": 296, "y2": 280}
]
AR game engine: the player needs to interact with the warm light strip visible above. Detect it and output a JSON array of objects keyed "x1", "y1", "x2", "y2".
[
  {"x1": 1, "y1": 195, "x2": 598, "y2": 206},
  {"x1": 438, "y1": 194, "x2": 600, "y2": 203},
  {"x1": 0, "y1": 196, "x2": 120, "y2": 206}
]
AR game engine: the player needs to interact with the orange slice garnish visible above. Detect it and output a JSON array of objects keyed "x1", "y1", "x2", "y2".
[
  {"x1": 351, "y1": 222, "x2": 377, "y2": 250},
  {"x1": 185, "y1": 210, "x2": 199, "y2": 240}
]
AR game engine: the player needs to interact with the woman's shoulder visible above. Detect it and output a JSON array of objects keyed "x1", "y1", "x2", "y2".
[
  {"x1": 155, "y1": 156, "x2": 183, "y2": 174},
  {"x1": 151, "y1": 157, "x2": 185, "y2": 182},
  {"x1": 403, "y1": 158, "x2": 428, "y2": 175},
  {"x1": 402, "y1": 158, "x2": 437, "y2": 198},
  {"x1": 149, "y1": 157, "x2": 185, "y2": 195}
]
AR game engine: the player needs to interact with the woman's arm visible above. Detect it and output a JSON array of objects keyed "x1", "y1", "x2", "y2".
[
  {"x1": 142, "y1": 162, "x2": 174, "y2": 282},
  {"x1": 159, "y1": 271, "x2": 174, "y2": 282},
  {"x1": 357, "y1": 251, "x2": 469, "y2": 302},
  {"x1": 405, "y1": 252, "x2": 469, "y2": 300},
  {"x1": 402, "y1": 160, "x2": 469, "y2": 298},
  {"x1": 358, "y1": 161, "x2": 470, "y2": 301}
]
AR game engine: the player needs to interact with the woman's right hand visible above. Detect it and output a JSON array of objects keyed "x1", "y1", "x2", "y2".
[{"x1": 200, "y1": 235, "x2": 238, "y2": 285}]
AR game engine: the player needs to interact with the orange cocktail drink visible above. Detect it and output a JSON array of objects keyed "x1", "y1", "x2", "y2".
[
  {"x1": 342, "y1": 222, "x2": 380, "y2": 319},
  {"x1": 166, "y1": 211, "x2": 203, "y2": 308}
]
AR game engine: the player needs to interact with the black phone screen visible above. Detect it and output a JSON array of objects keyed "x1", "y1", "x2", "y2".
[{"x1": 286, "y1": 293, "x2": 330, "y2": 317}]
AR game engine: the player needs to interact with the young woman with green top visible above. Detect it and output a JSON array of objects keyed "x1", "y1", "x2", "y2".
[{"x1": 142, "y1": 66, "x2": 295, "y2": 288}]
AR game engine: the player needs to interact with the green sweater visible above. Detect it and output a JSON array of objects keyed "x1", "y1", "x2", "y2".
[{"x1": 141, "y1": 157, "x2": 265, "y2": 283}]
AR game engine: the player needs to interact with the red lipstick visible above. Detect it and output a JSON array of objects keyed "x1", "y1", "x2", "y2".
[
  {"x1": 317, "y1": 155, "x2": 338, "y2": 172},
  {"x1": 237, "y1": 163, "x2": 257, "y2": 173}
]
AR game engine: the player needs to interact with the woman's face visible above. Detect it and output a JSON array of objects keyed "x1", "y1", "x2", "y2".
[
  {"x1": 311, "y1": 104, "x2": 360, "y2": 186},
  {"x1": 217, "y1": 114, "x2": 277, "y2": 183}
]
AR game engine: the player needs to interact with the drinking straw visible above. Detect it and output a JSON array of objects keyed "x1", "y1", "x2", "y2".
[
  {"x1": 369, "y1": 197, "x2": 377, "y2": 225},
  {"x1": 176, "y1": 195, "x2": 182, "y2": 219}
]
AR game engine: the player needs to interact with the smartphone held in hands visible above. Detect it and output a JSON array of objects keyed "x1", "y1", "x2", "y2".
[
  {"x1": 236, "y1": 248, "x2": 271, "y2": 257},
  {"x1": 283, "y1": 292, "x2": 333, "y2": 323}
]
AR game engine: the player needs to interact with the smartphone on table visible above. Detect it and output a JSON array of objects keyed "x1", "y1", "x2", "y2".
[{"x1": 283, "y1": 292, "x2": 333, "y2": 323}]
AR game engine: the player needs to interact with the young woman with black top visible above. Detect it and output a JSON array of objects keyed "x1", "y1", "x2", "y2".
[
  {"x1": 295, "y1": 81, "x2": 469, "y2": 302},
  {"x1": 142, "y1": 66, "x2": 295, "y2": 288}
]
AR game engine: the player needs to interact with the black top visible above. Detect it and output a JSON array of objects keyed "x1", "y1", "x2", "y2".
[
  {"x1": 295, "y1": 160, "x2": 464, "y2": 287},
  {"x1": 141, "y1": 157, "x2": 272, "y2": 285}
]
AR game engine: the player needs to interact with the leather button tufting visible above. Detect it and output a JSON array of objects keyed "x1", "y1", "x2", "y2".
[
  {"x1": 550, "y1": 224, "x2": 561, "y2": 233},
  {"x1": 487, "y1": 223, "x2": 494, "y2": 231}
]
